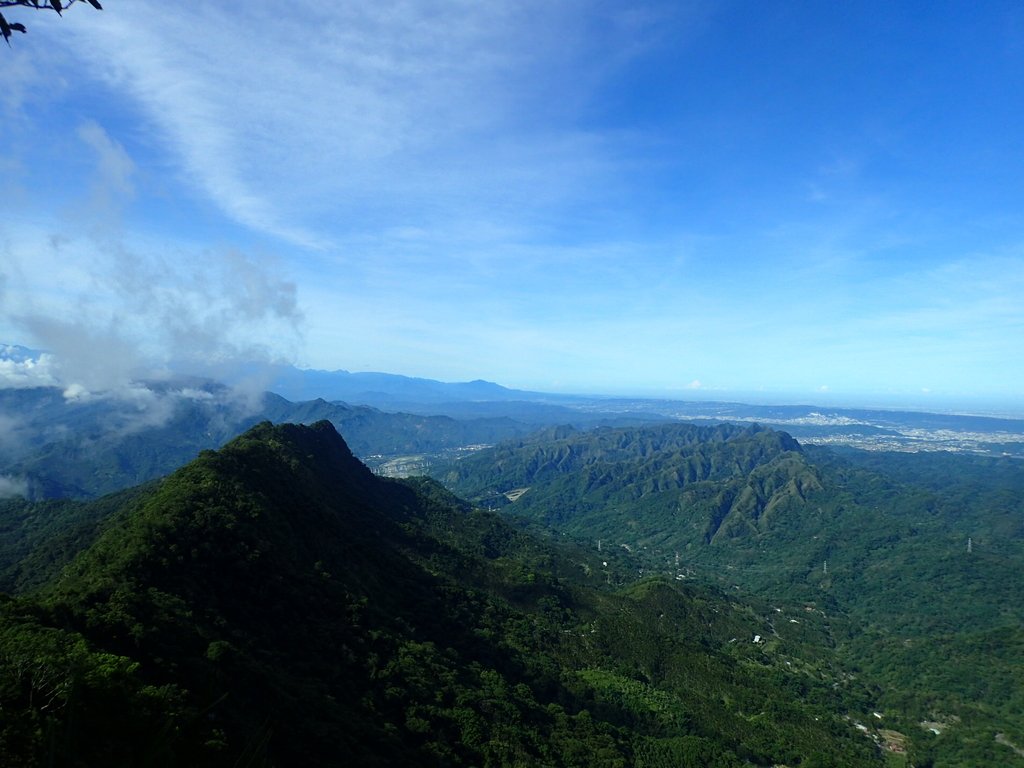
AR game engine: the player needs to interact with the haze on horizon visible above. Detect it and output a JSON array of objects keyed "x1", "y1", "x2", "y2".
[{"x1": 1, "y1": 1, "x2": 1023, "y2": 413}]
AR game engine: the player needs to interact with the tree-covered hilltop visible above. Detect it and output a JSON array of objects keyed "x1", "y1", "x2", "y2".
[
  {"x1": 0, "y1": 421, "x2": 883, "y2": 767},
  {"x1": 435, "y1": 423, "x2": 1024, "y2": 766}
]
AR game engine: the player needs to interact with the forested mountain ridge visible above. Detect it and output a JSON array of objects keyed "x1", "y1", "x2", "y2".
[
  {"x1": 0, "y1": 421, "x2": 884, "y2": 767},
  {"x1": 435, "y1": 423, "x2": 1024, "y2": 766},
  {"x1": 438, "y1": 422, "x2": 820, "y2": 543}
]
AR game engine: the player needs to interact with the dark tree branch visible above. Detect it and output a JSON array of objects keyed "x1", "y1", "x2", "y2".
[
  {"x1": 1, "y1": 0, "x2": 101, "y2": 47},
  {"x1": 0, "y1": 1, "x2": 93, "y2": 9}
]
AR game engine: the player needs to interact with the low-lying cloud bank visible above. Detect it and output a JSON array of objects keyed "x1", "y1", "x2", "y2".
[
  {"x1": 0, "y1": 346, "x2": 59, "y2": 389},
  {"x1": 0, "y1": 474, "x2": 28, "y2": 499}
]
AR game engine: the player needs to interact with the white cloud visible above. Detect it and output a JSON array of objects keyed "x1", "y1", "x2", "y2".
[
  {"x1": 0, "y1": 118, "x2": 304, "y2": 444},
  {"x1": 0, "y1": 414, "x2": 29, "y2": 458},
  {"x1": 9, "y1": 237, "x2": 303, "y2": 394},
  {"x1": 0, "y1": 475, "x2": 28, "y2": 499},
  {"x1": 62, "y1": 383, "x2": 90, "y2": 401},
  {"x1": 179, "y1": 387, "x2": 215, "y2": 401},
  {"x1": 2, "y1": 115, "x2": 305, "y2": 390},
  {"x1": 54, "y1": 2, "x2": 673, "y2": 247},
  {"x1": 0, "y1": 353, "x2": 59, "y2": 389},
  {"x1": 77, "y1": 119, "x2": 136, "y2": 213}
]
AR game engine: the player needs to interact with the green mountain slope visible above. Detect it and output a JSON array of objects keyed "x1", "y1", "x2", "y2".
[
  {"x1": 0, "y1": 483, "x2": 156, "y2": 594},
  {"x1": 435, "y1": 423, "x2": 1024, "y2": 766},
  {"x1": 0, "y1": 422, "x2": 882, "y2": 767},
  {"x1": 438, "y1": 422, "x2": 818, "y2": 543}
]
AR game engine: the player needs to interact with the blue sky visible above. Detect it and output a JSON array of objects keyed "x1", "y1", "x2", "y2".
[{"x1": 1, "y1": 1, "x2": 1023, "y2": 411}]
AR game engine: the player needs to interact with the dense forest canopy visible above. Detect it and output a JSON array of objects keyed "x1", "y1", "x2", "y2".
[
  {"x1": 2, "y1": 417, "x2": 1023, "y2": 765},
  {"x1": 0, "y1": 421, "x2": 889, "y2": 766}
]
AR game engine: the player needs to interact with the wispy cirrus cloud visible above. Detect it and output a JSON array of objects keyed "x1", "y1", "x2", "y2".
[
  {"x1": 55, "y1": 1, "x2": 676, "y2": 247},
  {"x1": 77, "y1": 119, "x2": 136, "y2": 214}
]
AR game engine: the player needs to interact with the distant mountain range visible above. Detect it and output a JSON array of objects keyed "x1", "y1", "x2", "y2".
[
  {"x1": 0, "y1": 374, "x2": 666, "y2": 500},
  {"x1": 258, "y1": 362, "x2": 1024, "y2": 456},
  {"x1": 0, "y1": 381, "x2": 544, "y2": 500},
  {"x1": 2, "y1": 343, "x2": 1023, "y2": 503},
  {"x1": 256, "y1": 363, "x2": 542, "y2": 407}
]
